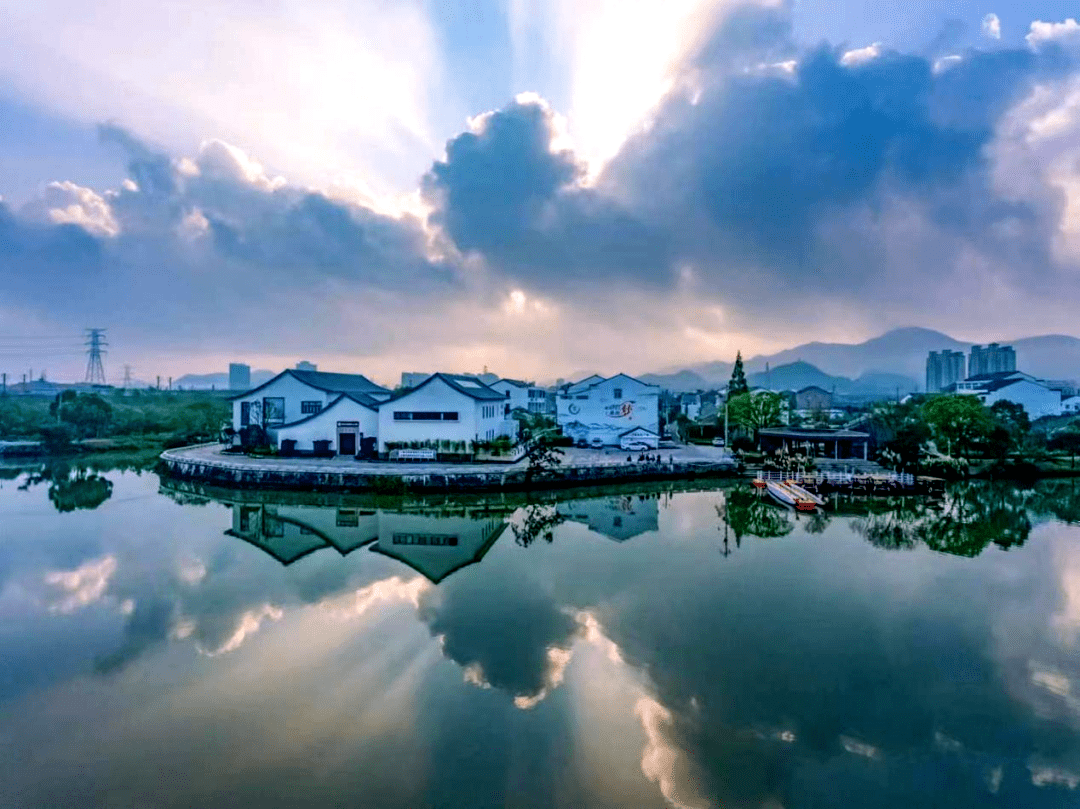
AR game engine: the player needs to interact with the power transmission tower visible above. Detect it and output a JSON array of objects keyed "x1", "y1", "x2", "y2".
[
  {"x1": 84, "y1": 328, "x2": 108, "y2": 385},
  {"x1": 123, "y1": 365, "x2": 133, "y2": 389}
]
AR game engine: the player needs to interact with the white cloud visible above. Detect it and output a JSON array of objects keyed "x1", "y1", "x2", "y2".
[
  {"x1": 1029, "y1": 764, "x2": 1080, "y2": 789},
  {"x1": 0, "y1": 0, "x2": 444, "y2": 200},
  {"x1": 24, "y1": 180, "x2": 119, "y2": 237},
  {"x1": 840, "y1": 42, "x2": 882, "y2": 66},
  {"x1": 509, "y1": 0, "x2": 740, "y2": 175},
  {"x1": 43, "y1": 555, "x2": 118, "y2": 613},
  {"x1": 1027, "y1": 19, "x2": 1080, "y2": 49},
  {"x1": 982, "y1": 13, "x2": 1002, "y2": 40},
  {"x1": 196, "y1": 603, "x2": 283, "y2": 656},
  {"x1": 932, "y1": 54, "x2": 963, "y2": 74}
]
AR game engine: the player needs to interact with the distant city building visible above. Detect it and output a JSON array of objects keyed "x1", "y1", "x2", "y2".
[
  {"x1": 295, "y1": 361, "x2": 317, "y2": 372},
  {"x1": 925, "y1": 350, "x2": 966, "y2": 393},
  {"x1": 401, "y1": 372, "x2": 430, "y2": 389},
  {"x1": 968, "y1": 343, "x2": 1016, "y2": 377},
  {"x1": 794, "y1": 385, "x2": 833, "y2": 412},
  {"x1": 229, "y1": 363, "x2": 251, "y2": 391}
]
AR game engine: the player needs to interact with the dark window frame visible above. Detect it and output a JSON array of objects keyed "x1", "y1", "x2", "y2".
[{"x1": 301, "y1": 400, "x2": 322, "y2": 415}]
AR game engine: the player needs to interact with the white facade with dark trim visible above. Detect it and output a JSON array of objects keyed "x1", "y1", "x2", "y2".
[
  {"x1": 376, "y1": 373, "x2": 517, "y2": 454},
  {"x1": 557, "y1": 374, "x2": 661, "y2": 446}
]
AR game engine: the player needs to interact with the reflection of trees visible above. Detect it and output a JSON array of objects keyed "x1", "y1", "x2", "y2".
[
  {"x1": 18, "y1": 463, "x2": 114, "y2": 512},
  {"x1": 1028, "y1": 478, "x2": 1080, "y2": 524},
  {"x1": 511, "y1": 504, "x2": 566, "y2": 547},
  {"x1": 720, "y1": 488, "x2": 793, "y2": 540},
  {"x1": 846, "y1": 483, "x2": 1033, "y2": 557}
]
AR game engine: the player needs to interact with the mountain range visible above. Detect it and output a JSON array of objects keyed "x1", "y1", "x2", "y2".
[
  {"x1": 639, "y1": 327, "x2": 1080, "y2": 393},
  {"x1": 173, "y1": 369, "x2": 277, "y2": 390}
]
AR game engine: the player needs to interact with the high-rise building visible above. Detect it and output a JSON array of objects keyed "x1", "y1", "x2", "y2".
[
  {"x1": 926, "y1": 350, "x2": 966, "y2": 392},
  {"x1": 229, "y1": 363, "x2": 251, "y2": 390},
  {"x1": 295, "y1": 361, "x2": 317, "y2": 372},
  {"x1": 968, "y1": 343, "x2": 1016, "y2": 377}
]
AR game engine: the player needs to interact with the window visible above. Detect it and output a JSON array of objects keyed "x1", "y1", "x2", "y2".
[
  {"x1": 614, "y1": 388, "x2": 623, "y2": 400},
  {"x1": 394, "y1": 411, "x2": 458, "y2": 421},
  {"x1": 301, "y1": 400, "x2": 322, "y2": 415},
  {"x1": 240, "y1": 401, "x2": 251, "y2": 426},
  {"x1": 263, "y1": 397, "x2": 285, "y2": 426}
]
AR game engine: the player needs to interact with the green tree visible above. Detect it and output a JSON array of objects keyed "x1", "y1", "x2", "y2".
[
  {"x1": 728, "y1": 391, "x2": 784, "y2": 448},
  {"x1": 728, "y1": 351, "x2": 749, "y2": 398},
  {"x1": 869, "y1": 401, "x2": 930, "y2": 472},
  {"x1": 53, "y1": 393, "x2": 113, "y2": 438},
  {"x1": 524, "y1": 433, "x2": 565, "y2": 483},
  {"x1": 921, "y1": 395, "x2": 993, "y2": 459}
]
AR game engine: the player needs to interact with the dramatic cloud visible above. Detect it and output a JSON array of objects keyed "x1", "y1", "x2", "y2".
[{"x1": 5, "y1": 7, "x2": 1080, "y2": 380}]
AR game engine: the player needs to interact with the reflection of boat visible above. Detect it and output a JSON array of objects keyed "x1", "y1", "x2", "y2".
[{"x1": 765, "y1": 480, "x2": 817, "y2": 512}]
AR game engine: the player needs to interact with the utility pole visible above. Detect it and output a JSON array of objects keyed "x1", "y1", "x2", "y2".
[
  {"x1": 724, "y1": 400, "x2": 729, "y2": 448},
  {"x1": 84, "y1": 328, "x2": 108, "y2": 385},
  {"x1": 123, "y1": 365, "x2": 132, "y2": 389}
]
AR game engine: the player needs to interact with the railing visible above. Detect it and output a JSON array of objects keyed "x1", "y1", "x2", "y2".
[{"x1": 757, "y1": 469, "x2": 915, "y2": 486}]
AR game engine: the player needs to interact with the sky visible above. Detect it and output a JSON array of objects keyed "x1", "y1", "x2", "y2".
[{"x1": 2, "y1": 0, "x2": 1080, "y2": 385}]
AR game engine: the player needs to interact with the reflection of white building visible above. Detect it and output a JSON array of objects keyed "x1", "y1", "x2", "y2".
[
  {"x1": 370, "y1": 511, "x2": 507, "y2": 583},
  {"x1": 225, "y1": 502, "x2": 507, "y2": 581},
  {"x1": 557, "y1": 374, "x2": 661, "y2": 446},
  {"x1": 557, "y1": 495, "x2": 659, "y2": 542}
]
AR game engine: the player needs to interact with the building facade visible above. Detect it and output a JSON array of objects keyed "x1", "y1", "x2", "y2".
[
  {"x1": 925, "y1": 350, "x2": 965, "y2": 393},
  {"x1": 490, "y1": 378, "x2": 550, "y2": 414},
  {"x1": 228, "y1": 363, "x2": 251, "y2": 391},
  {"x1": 968, "y1": 343, "x2": 1016, "y2": 377},
  {"x1": 377, "y1": 374, "x2": 516, "y2": 454},
  {"x1": 949, "y1": 372, "x2": 1061, "y2": 419},
  {"x1": 794, "y1": 385, "x2": 833, "y2": 412},
  {"x1": 557, "y1": 374, "x2": 661, "y2": 446}
]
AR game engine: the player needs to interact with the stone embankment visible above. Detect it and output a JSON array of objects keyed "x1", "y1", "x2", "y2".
[{"x1": 159, "y1": 444, "x2": 741, "y2": 492}]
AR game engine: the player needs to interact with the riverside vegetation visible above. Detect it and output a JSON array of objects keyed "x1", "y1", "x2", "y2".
[{"x1": 0, "y1": 390, "x2": 229, "y2": 456}]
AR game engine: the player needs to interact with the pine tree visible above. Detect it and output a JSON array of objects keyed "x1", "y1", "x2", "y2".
[{"x1": 728, "y1": 351, "x2": 749, "y2": 397}]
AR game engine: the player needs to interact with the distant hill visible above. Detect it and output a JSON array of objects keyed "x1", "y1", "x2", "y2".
[
  {"x1": 174, "y1": 369, "x2": 276, "y2": 390},
  {"x1": 639, "y1": 370, "x2": 711, "y2": 391},
  {"x1": 649, "y1": 328, "x2": 1080, "y2": 391}
]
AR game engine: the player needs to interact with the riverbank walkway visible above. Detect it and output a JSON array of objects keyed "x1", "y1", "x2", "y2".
[{"x1": 159, "y1": 443, "x2": 740, "y2": 491}]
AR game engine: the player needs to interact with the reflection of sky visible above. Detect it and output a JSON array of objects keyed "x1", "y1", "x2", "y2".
[{"x1": 3, "y1": 472, "x2": 1080, "y2": 806}]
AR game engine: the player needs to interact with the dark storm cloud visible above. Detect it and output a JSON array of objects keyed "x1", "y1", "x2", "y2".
[
  {"x1": 0, "y1": 126, "x2": 458, "y2": 344},
  {"x1": 420, "y1": 7, "x2": 1079, "y2": 320},
  {"x1": 423, "y1": 99, "x2": 670, "y2": 285}
]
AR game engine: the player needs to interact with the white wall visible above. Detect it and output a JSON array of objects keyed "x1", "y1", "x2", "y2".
[
  {"x1": 273, "y1": 398, "x2": 378, "y2": 453},
  {"x1": 378, "y1": 378, "x2": 482, "y2": 453},
  {"x1": 232, "y1": 373, "x2": 334, "y2": 431},
  {"x1": 985, "y1": 381, "x2": 1062, "y2": 420},
  {"x1": 557, "y1": 375, "x2": 660, "y2": 445}
]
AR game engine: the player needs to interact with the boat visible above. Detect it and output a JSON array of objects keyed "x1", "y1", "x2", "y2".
[
  {"x1": 752, "y1": 478, "x2": 767, "y2": 489},
  {"x1": 783, "y1": 479, "x2": 826, "y2": 507},
  {"x1": 764, "y1": 480, "x2": 818, "y2": 511}
]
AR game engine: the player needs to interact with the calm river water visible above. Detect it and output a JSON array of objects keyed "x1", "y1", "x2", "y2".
[{"x1": 2, "y1": 463, "x2": 1080, "y2": 808}]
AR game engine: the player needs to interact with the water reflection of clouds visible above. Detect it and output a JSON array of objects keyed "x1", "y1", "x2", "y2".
[{"x1": 43, "y1": 554, "x2": 119, "y2": 614}]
